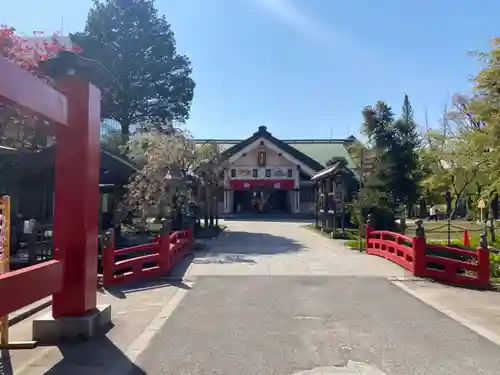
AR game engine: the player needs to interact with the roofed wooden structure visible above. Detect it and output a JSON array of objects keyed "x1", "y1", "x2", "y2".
[{"x1": 311, "y1": 159, "x2": 358, "y2": 236}]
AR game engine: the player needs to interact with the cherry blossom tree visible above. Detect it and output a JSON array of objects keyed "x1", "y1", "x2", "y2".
[
  {"x1": 118, "y1": 129, "x2": 197, "y2": 226},
  {"x1": 193, "y1": 141, "x2": 228, "y2": 228},
  {"x1": 0, "y1": 25, "x2": 82, "y2": 150},
  {"x1": 118, "y1": 128, "x2": 226, "y2": 230}
]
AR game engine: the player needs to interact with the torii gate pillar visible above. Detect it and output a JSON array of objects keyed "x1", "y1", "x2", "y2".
[{"x1": 51, "y1": 76, "x2": 101, "y2": 318}]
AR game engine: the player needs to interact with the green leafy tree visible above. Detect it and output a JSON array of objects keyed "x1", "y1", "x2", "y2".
[
  {"x1": 421, "y1": 111, "x2": 480, "y2": 218},
  {"x1": 72, "y1": 0, "x2": 195, "y2": 135},
  {"x1": 464, "y1": 38, "x2": 500, "y2": 196},
  {"x1": 359, "y1": 97, "x2": 423, "y2": 224},
  {"x1": 358, "y1": 101, "x2": 398, "y2": 229}
]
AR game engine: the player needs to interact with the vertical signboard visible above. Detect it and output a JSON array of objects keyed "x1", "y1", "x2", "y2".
[{"x1": 0, "y1": 196, "x2": 11, "y2": 346}]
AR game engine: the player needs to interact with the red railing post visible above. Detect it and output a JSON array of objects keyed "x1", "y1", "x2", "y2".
[
  {"x1": 411, "y1": 219, "x2": 426, "y2": 277},
  {"x1": 158, "y1": 233, "x2": 171, "y2": 273},
  {"x1": 185, "y1": 228, "x2": 194, "y2": 248},
  {"x1": 477, "y1": 233, "x2": 490, "y2": 287},
  {"x1": 170, "y1": 232, "x2": 178, "y2": 264},
  {"x1": 102, "y1": 229, "x2": 116, "y2": 287}
]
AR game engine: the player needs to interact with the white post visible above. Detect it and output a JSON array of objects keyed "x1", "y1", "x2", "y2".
[
  {"x1": 223, "y1": 169, "x2": 231, "y2": 214},
  {"x1": 295, "y1": 166, "x2": 300, "y2": 213},
  {"x1": 296, "y1": 189, "x2": 300, "y2": 213}
]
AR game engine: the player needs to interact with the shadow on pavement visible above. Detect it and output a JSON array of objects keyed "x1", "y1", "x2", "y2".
[
  {"x1": 222, "y1": 215, "x2": 314, "y2": 223},
  {"x1": 205, "y1": 231, "x2": 305, "y2": 256},
  {"x1": 44, "y1": 325, "x2": 145, "y2": 375},
  {"x1": 102, "y1": 253, "x2": 194, "y2": 299},
  {"x1": 0, "y1": 350, "x2": 13, "y2": 375},
  {"x1": 0, "y1": 330, "x2": 147, "y2": 375}
]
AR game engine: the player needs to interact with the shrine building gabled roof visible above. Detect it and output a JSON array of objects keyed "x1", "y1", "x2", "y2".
[{"x1": 195, "y1": 126, "x2": 357, "y2": 172}]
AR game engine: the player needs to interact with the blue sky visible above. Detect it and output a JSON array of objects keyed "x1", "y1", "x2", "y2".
[{"x1": 3, "y1": 0, "x2": 499, "y2": 140}]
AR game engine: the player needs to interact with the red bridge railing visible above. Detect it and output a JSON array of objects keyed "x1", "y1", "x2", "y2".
[
  {"x1": 423, "y1": 243, "x2": 489, "y2": 287},
  {"x1": 102, "y1": 229, "x2": 193, "y2": 287},
  {"x1": 366, "y1": 224, "x2": 490, "y2": 288},
  {"x1": 363, "y1": 230, "x2": 418, "y2": 273}
]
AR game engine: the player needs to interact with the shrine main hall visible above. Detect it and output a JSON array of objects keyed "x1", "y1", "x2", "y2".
[{"x1": 197, "y1": 126, "x2": 356, "y2": 215}]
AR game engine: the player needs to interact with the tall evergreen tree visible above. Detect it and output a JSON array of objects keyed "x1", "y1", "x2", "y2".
[
  {"x1": 390, "y1": 95, "x2": 422, "y2": 211},
  {"x1": 361, "y1": 97, "x2": 421, "y2": 213},
  {"x1": 361, "y1": 101, "x2": 397, "y2": 207},
  {"x1": 71, "y1": 0, "x2": 195, "y2": 135}
]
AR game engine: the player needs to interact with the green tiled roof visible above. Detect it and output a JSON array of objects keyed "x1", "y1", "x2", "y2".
[
  {"x1": 195, "y1": 138, "x2": 355, "y2": 169},
  {"x1": 287, "y1": 141, "x2": 356, "y2": 169}
]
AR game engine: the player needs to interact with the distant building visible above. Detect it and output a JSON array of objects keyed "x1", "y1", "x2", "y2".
[{"x1": 196, "y1": 126, "x2": 356, "y2": 215}]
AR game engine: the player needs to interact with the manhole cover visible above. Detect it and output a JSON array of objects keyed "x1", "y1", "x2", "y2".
[{"x1": 291, "y1": 361, "x2": 387, "y2": 374}]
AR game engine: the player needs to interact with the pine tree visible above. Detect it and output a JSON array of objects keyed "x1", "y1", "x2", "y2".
[
  {"x1": 390, "y1": 95, "x2": 422, "y2": 211},
  {"x1": 360, "y1": 97, "x2": 422, "y2": 216}
]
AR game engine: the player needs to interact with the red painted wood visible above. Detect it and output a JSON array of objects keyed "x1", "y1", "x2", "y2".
[
  {"x1": 0, "y1": 260, "x2": 62, "y2": 316},
  {"x1": 366, "y1": 226, "x2": 490, "y2": 288},
  {"x1": 422, "y1": 268, "x2": 485, "y2": 287},
  {"x1": 230, "y1": 179, "x2": 295, "y2": 190},
  {"x1": 52, "y1": 78, "x2": 101, "y2": 317},
  {"x1": 366, "y1": 234, "x2": 415, "y2": 272},
  {"x1": 477, "y1": 246, "x2": 490, "y2": 285},
  {"x1": 0, "y1": 57, "x2": 68, "y2": 126},
  {"x1": 114, "y1": 242, "x2": 160, "y2": 256},
  {"x1": 424, "y1": 255, "x2": 478, "y2": 272},
  {"x1": 412, "y1": 236, "x2": 426, "y2": 277},
  {"x1": 426, "y1": 244, "x2": 477, "y2": 257},
  {"x1": 114, "y1": 253, "x2": 161, "y2": 270},
  {"x1": 102, "y1": 230, "x2": 193, "y2": 287}
]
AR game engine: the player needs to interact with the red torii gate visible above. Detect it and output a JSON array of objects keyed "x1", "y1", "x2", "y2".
[{"x1": 0, "y1": 54, "x2": 101, "y2": 328}]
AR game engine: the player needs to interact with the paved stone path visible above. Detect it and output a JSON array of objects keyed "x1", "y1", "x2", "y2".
[
  {"x1": 132, "y1": 220, "x2": 500, "y2": 375},
  {"x1": 3, "y1": 280, "x2": 185, "y2": 375},
  {"x1": 187, "y1": 220, "x2": 408, "y2": 277}
]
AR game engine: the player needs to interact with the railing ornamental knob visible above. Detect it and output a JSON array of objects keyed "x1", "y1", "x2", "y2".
[
  {"x1": 103, "y1": 228, "x2": 115, "y2": 248},
  {"x1": 400, "y1": 217, "x2": 407, "y2": 234},
  {"x1": 415, "y1": 219, "x2": 425, "y2": 238},
  {"x1": 479, "y1": 232, "x2": 488, "y2": 249},
  {"x1": 366, "y1": 213, "x2": 372, "y2": 226}
]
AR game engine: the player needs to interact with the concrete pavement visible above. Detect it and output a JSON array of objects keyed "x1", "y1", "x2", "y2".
[
  {"x1": 6, "y1": 219, "x2": 500, "y2": 374},
  {"x1": 1, "y1": 276, "x2": 193, "y2": 375},
  {"x1": 130, "y1": 220, "x2": 500, "y2": 374},
  {"x1": 187, "y1": 220, "x2": 408, "y2": 277},
  {"x1": 133, "y1": 276, "x2": 500, "y2": 375}
]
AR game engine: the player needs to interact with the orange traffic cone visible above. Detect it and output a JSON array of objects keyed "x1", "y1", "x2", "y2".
[{"x1": 463, "y1": 230, "x2": 470, "y2": 247}]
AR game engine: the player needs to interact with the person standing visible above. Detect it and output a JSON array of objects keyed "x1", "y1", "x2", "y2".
[{"x1": 429, "y1": 204, "x2": 438, "y2": 222}]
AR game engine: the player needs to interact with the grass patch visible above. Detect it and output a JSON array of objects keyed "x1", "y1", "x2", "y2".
[
  {"x1": 491, "y1": 277, "x2": 500, "y2": 285},
  {"x1": 304, "y1": 224, "x2": 360, "y2": 240},
  {"x1": 345, "y1": 239, "x2": 366, "y2": 249},
  {"x1": 406, "y1": 220, "x2": 484, "y2": 242}
]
